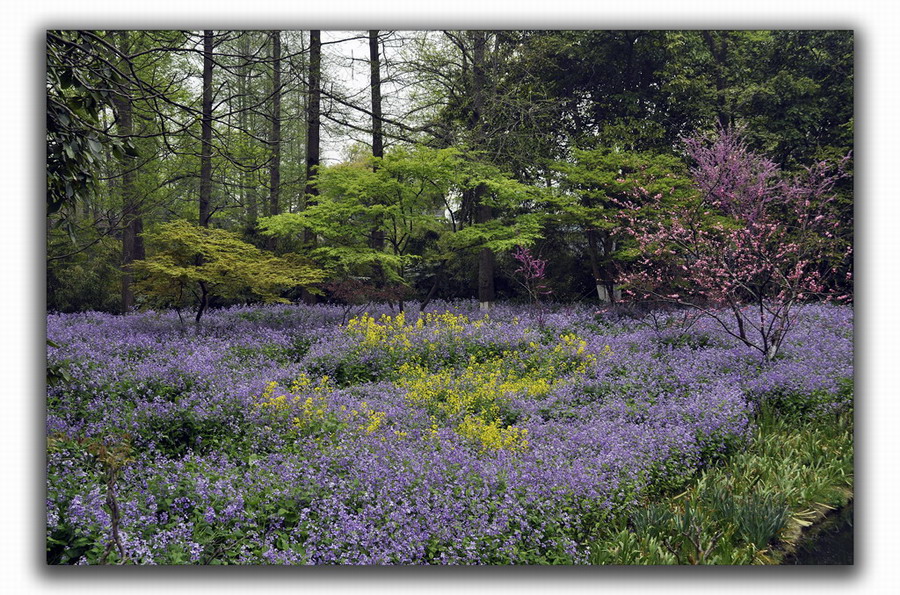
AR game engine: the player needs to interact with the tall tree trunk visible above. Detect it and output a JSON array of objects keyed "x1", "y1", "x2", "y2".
[
  {"x1": 476, "y1": 198, "x2": 495, "y2": 310},
  {"x1": 195, "y1": 282, "x2": 209, "y2": 324},
  {"x1": 585, "y1": 228, "x2": 605, "y2": 303},
  {"x1": 369, "y1": 30, "x2": 386, "y2": 286},
  {"x1": 267, "y1": 30, "x2": 282, "y2": 251},
  {"x1": 470, "y1": 31, "x2": 495, "y2": 310},
  {"x1": 602, "y1": 236, "x2": 619, "y2": 303},
  {"x1": 586, "y1": 230, "x2": 620, "y2": 303},
  {"x1": 469, "y1": 31, "x2": 486, "y2": 131},
  {"x1": 239, "y1": 33, "x2": 255, "y2": 226},
  {"x1": 199, "y1": 30, "x2": 214, "y2": 227},
  {"x1": 369, "y1": 31, "x2": 384, "y2": 162},
  {"x1": 196, "y1": 30, "x2": 214, "y2": 323},
  {"x1": 113, "y1": 31, "x2": 143, "y2": 313},
  {"x1": 293, "y1": 30, "x2": 308, "y2": 214},
  {"x1": 304, "y1": 30, "x2": 321, "y2": 208},
  {"x1": 302, "y1": 30, "x2": 321, "y2": 304}
]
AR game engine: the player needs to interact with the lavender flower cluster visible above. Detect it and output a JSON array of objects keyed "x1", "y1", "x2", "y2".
[{"x1": 46, "y1": 301, "x2": 853, "y2": 564}]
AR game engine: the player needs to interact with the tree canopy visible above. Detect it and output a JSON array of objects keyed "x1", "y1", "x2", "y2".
[
  {"x1": 131, "y1": 220, "x2": 325, "y2": 323},
  {"x1": 46, "y1": 29, "x2": 853, "y2": 314}
]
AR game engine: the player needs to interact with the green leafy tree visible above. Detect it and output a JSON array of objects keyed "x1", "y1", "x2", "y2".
[
  {"x1": 46, "y1": 31, "x2": 139, "y2": 216},
  {"x1": 131, "y1": 220, "x2": 325, "y2": 323},
  {"x1": 260, "y1": 145, "x2": 546, "y2": 306},
  {"x1": 260, "y1": 148, "x2": 440, "y2": 290},
  {"x1": 659, "y1": 31, "x2": 853, "y2": 168},
  {"x1": 552, "y1": 148, "x2": 695, "y2": 302},
  {"x1": 513, "y1": 30, "x2": 671, "y2": 153}
]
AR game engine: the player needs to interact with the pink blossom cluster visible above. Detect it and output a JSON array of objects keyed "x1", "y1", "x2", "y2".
[
  {"x1": 512, "y1": 245, "x2": 552, "y2": 303},
  {"x1": 616, "y1": 127, "x2": 851, "y2": 360}
]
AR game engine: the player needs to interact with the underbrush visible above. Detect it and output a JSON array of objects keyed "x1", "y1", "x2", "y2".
[{"x1": 587, "y1": 405, "x2": 853, "y2": 564}]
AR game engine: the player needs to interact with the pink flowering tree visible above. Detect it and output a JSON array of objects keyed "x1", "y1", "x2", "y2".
[
  {"x1": 512, "y1": 245, "x2": 552, "y2": 328},
  {"x1": 512, "y1": 245, "x2": 552, "y2": 305},
  {"x1": 617, "y1": 127, "x2": 851, "y2": 361}
]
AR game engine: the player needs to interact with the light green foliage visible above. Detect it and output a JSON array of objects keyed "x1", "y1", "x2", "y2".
[
  {"x1": 442, "y1": 154, "x2": 550, "y2": 252},
  {"x1": 260, "y1": 145, "x2": 548, "y2": 286},
  {"x1": 444, "y1": 215, "x2": 544, "y2": 253},
  {"x1": 260, "y1": 145, "x2": 450, "y2": 284},
  {"x1": 551, "y1": 148, "x2": 697, "y2": 266},
  {"x1": 555, "y1": 148, "x2": 695, "y2": 223},
  {"x1": 131, "y1": 220, "x2": 325, "y2": 317}
]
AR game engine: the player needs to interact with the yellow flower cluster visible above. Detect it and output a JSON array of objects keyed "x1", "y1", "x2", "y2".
[
  {"x1": 345, "y1": 401, "x2": 387, "y2": 435},
  {"x1": 398, "y1": 358, "x2": 550, "y2": 419},
  {"x1": 396, "y1": 357, "x2": 546, "y2": 452},
  {"x1": 547, "y1": 333, "x2": 598, "y2": 374},
  {"x1": 255, "y1": 375, "x2": 334, "y2": 436},
  {"x1": 392, "y1": 334, "x2": 612, "y2": 451},
  {"x1": 256, "y1": 380, "x2": 291, "y2": 412},
  {"x1": 456, "y1": 414, "x2": 529, "y2": 452},
  {"x1": 344, "y1": 310, "x2": 482, "y2": 349},
  {"x1": 559, "y1": 333, "x2": 587, "y2": 355},
  {"x1": 345, "y1": 311, "x2": 413, "y2": 348},
  {"x1": 253, "y1": 319, "x2": 612, "y2": 451},
  {"x1": 257, "y1": 374, "x2": 393, "y2": 440}
]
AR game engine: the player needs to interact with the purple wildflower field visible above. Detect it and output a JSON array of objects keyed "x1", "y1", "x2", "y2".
[{"x1": 46, "y1": 301, "x2": 853, "y2": 564}]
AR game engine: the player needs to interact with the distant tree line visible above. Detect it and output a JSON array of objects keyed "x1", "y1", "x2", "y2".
[{"x1": 46, "y1": 30, "x2": 853, "y2": 314}]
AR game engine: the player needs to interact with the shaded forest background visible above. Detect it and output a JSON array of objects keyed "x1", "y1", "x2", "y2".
[{"x1": 46, "y1": 30, "x2": 853, "y2": 314}]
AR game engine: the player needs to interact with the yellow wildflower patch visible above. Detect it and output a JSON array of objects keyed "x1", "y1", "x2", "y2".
[
  {"x1": 396, "y1": 357, "x2": 550, "y2": 452},
  {"x1": 344, "y1": 311, "x2": 473, "y2": 349},
  {"x1": 457, "y1": 414, "x2": 529, "y2": 452},
  {"x1": 255, "y1": 376, "x2": 335, "y2": 438}
]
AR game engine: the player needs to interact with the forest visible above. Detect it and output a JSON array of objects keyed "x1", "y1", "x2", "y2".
[
  {"x1": 47, "y1": 30, "x2": 853, "y2": 315},
  {"x1": 46, "y1": 30, "x2": 854, "y2": 565}
]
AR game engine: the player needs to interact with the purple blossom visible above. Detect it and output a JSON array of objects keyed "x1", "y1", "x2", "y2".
[{"x1": 46, "y1": 301, "x2": 852, "y2": 564}]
